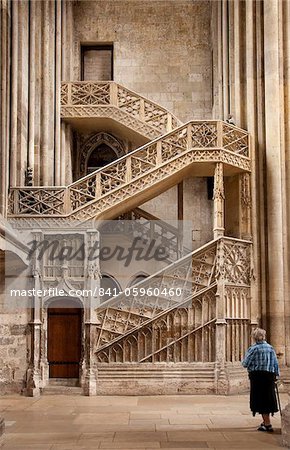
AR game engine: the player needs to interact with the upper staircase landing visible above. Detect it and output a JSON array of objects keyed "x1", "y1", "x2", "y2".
[{"x1": 61, "y1": 81, "x2": 181, "y2": 140}]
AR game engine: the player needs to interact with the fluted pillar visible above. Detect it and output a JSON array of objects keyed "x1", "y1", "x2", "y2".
[
  {"x1": 54, "y1": 0, "x2": 61, "y2": 185},
  {"x1": 28, "y1": 0, "x2": 36, "y2": 181},
  {"x1": 264, "y1": 0, "x2": 287, "y2": 361},
  {"x1": 41, "y1": 0, "x2": 50, "y2": 185},
  {"x1": 10, "y1": 0, "x2": 18, "y2": 187}
]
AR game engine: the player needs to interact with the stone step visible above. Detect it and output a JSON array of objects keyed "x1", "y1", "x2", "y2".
[
  {"x1": 48, "y1": 378, "x2": 79, "y2": 387},
  {"x1": 42, "y1": 386, "x2": 83, "y2": 396},
  {"x1": 42, "y1": 382, "x2": 82, "y2": 396}
]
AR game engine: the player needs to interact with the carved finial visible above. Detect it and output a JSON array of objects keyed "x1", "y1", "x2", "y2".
[
  {"x1": 25, "y1": 167, "x2": 34, "y2": 186},
  {"x1": 226, "y1": 114, "x2": 236, "y2": 126}
]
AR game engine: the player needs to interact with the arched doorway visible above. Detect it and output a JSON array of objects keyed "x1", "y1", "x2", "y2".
[
  {"x1": 87, "y1": 143, "x2": 117, "y2": 173},
  {"x1": 47, "y1": 298, "x2": 82, "y2": 379}
]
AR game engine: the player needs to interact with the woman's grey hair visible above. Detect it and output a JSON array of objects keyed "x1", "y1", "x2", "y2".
[{"x1": 252, "y1": 328, "x2": 266, "y2": 342}]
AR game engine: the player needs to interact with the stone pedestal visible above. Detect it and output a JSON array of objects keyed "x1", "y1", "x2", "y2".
[
  {"x1": 0, "y1": 416, "x2": 4, "y2": 436},
  {"x1": 282, "y1": 397, "x2": 290, "y2": 447}
]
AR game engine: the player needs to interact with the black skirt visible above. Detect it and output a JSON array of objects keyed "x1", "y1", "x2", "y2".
[{"x1": 249, "y1": 370, "x2": 278, "y2": 416}]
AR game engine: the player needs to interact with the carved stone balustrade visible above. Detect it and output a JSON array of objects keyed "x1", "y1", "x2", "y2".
[
  {"x1": 8, "y1": 120, "x2": 251, "y2": 222},
  {"x1": 61, "y1": 81, "x2": 181, "y2": 139},
  {"x1": 94, "y1": 237, "x2": 252, "y2": 367}
]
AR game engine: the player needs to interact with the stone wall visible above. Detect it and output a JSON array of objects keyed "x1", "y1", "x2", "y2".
[
  {"x1": 0, "y1": 313, "x2": 29, "y2": 394},
  {"x1": 0, "y1": 251, "x2": 30, "y2": 394},
  {"x1": 72, "y1": 0, "x2": 212, "y2": 122},
  {"x1": 141, "y1": 177, "x2": 213, "y2": 251}
]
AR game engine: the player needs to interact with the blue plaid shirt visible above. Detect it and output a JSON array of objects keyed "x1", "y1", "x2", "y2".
[{"x1": 242, "y1": 341, "x2": 280, "y2": 376}]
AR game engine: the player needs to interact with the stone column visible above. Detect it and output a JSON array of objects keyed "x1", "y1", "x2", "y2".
[
  {"x1": 264, "y1": 0, "x2": 286, "y2": 360},
  {"x1": 41, "y1": 0, "x2": 50, "y2": 185},
  {"x1": 54, "y1": 0, "x2": 61, "y2": 185},
  {"x1": 82, "y1": 230, "x2": 101, "y2": 396},
  {"x1": 26, "y1": 231, "x2": 43, "y2": 396},
  {"x1": 27, "y1": 0, "x2": 36, "y2": 183},
  {"x1": 215, "y1": 238, "x2": 228, "y2": 394},
  {"x1": 10, "y1": 0, "x2": 18, "y2": 188},
  {"x1": 213, "y1": 162, "x2": 225, "y2": 239}
]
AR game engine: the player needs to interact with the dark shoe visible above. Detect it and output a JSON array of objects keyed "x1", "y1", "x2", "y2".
[{"x1": 257, "y1": 423, "x2": 273, "y2": 432}]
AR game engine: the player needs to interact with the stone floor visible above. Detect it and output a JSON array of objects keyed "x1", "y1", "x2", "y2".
[{"x1": 0, "y1": 393, "x2": 288, "y2": 449}]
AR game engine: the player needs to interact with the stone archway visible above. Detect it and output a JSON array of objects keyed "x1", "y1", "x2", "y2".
[{"x1": 77, "y1": 132, "x2": 126, "y2": 179}]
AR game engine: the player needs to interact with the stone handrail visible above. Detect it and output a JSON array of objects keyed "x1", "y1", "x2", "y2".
[{"x1": 8, "y1": 121, "x2": 250, "y2": 220}]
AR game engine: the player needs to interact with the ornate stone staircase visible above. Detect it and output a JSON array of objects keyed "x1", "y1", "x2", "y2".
[
  {"x1": 7, "y1": 83, "x2": 253, "y2": 395},
  {"x1": 92, "y1": 237, "x2": 252, "y2": 394},
  {"x1": 8, "y1": 121, "x2": 250, "y2": 222}
]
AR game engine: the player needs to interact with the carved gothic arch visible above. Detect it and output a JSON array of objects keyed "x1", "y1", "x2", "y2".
[
  {"x1": 100, "y1": 273, "x2": 122, "y2": 303},
  {"x1": 127, "y1": 272, "x2": 149, "y2": 287},
  {"x1": 78, "y1": 132, "x2": 126, "y2": 178}
]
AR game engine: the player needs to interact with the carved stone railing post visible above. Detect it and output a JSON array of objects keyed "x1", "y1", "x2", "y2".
[
  {"x1": 95, "y1": 172, "x2": 102, "y2": 198},
  {"x1": 217, "y1": 120, "x2": 223, "y2": 147},
  {"x1": 110, "y1": 82, "x2": 118, "y2": 107},
  {"x1": 64, "y1": 187, "x2": 71, "y2": 214},
  {"x1": 166, "y1": 113, "x2": 172, "y2": 132},
  {"x1": 67, "y1": 82, "x2": 72, "y2": 106},
  {"x1": 139, "y1": 98, "x2": 145, "y2": 122},
  {"x1": 239, "y1": 173, "x2": 252, "y2": 240},
  {"x1": 156, "y1": 141, "x2": 162, "y2": 164},
  {"x1": 186, "y1": 122, "x2": 192, "y2": 149},
  {"x1": 83, "y1": 229, "x2": 100, "y2": 396},
  {"x1": 125, "y1": 156, "x2": 132, "y2": 183},
  {"x1": 213, "y1": 163, "x2": 225, "y2": 239}
]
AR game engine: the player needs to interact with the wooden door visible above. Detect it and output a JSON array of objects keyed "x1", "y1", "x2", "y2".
[{"x1": 48, "y1": 307, "x2": 82, "y2": 378}]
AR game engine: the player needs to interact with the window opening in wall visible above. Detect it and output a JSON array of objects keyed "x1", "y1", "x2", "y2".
[
  {"x1": 100, "y1": 274, "x2": 121, "y2": 303},
  {"x1": 81, "y1": 44, "x2": 113, "y2": 81}
]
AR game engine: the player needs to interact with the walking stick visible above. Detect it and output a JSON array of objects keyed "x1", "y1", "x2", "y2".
[{"x1": 275, "y1": 381, "x2": 282, "y2": 414}]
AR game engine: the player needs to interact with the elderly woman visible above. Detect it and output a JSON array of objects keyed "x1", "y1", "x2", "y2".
[{"x1": 242, "y1": 328, "x2": 280, "y2": 432}]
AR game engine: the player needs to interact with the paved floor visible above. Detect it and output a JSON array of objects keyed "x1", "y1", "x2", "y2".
[{"x1": 0, "y1": 393, "x2": 288, "y2": 449}]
